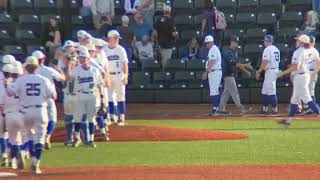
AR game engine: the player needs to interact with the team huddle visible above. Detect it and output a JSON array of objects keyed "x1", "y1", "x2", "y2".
[{"x1": 0, "y1": 29, "x2": 129, "y2": 174}]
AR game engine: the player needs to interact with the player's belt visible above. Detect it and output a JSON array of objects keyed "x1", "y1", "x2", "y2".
[
  {"x1": 210, "y1": 69, "x2": 221, "y2": 72},
  {"x1": 266, "y1": 68, "x2": 278, "y2": 70},
  {"x1": 298, "y1": 72, "x2": 305, "y2": 75},
  {"x1": 310, "y1": 69, "x2": 315, "y2": 71},
  {"x1": 79, "y1": 90, "x2": 94, "y2": 94},
  {"x1": 110, "y1": 72, "x2": 121, "y2": 75},
  {"x1": 22, "y1": 105, "x2": 43, "y2": 109},
  {"x1": 65, "y1": 93, "x2": 76, "y2": 95},
  {"x1": 5, "y1": 110, "x2": 24, "y2": 114}
]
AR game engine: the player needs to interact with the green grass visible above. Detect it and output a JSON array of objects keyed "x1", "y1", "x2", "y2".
[{"x1": 41, "y1": 119, "x2": 320, "y2": 167}]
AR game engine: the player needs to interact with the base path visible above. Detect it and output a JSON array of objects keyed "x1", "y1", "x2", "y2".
[
  {"x1": 7, "y1": 164, "x2": 320, "y2": 180},
  {"x1": 51, "y1": 125, "x2": 248, "y2": 142}
]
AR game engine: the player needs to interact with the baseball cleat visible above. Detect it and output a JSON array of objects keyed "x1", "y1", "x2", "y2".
[
  {"x1": 64, "y1": 141, "x2": 73, "y2": 147},
  {"x1": 208, "y1": 110, "x2": 218, "y2": 116},
  {"x1": 277, "y1": 120, "x2": 291, "y2": 127},
  {"x1": 32, "y1": 165, "x2": 42, "y2": 174},
  {"x1": 240, "y1": 107, "x2": 252, "y2": 114},
  {"x1": 257, "y1": 110, "x2": 268, "y2": 116},
  {"x1": 73, "y1": 139, "x2": 82, "y2": 148},
  {"x1": 1, "y1": 157, "x2": 8, "y2": 167},
  {"x1": 17, "y1": 153, "x2": 26, "y2": 170},
  {"x1": 106, "y1": 121, "x2": 114, "y2": 126},
  {"x1": 215, "y1": 111, "x2": 232, "y2": 116},
  {"x1": 88, "y1": 141, "x2": 96, "y2": 148},
  {"x1": 44, "y1": 142, "x2": 51, "y2": 150},
  {"x1": 102, "y1": 134, "x2": 110, "y2": 141},
  {"x1": 266, "y1": 111, "x2": 279, "y2": 117},
  {"x1": 299, "y1": 108, "x2": 313, "y2": 115},
  {"x1": 117, "y1": 121, "x2": 126, "y2": 126}
]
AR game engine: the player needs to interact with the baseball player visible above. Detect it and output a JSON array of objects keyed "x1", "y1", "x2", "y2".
[
  {"x1": 277, "y1": 34, "x2": 320, "y2": 126},
  {"x1": 1, "y1": 63, "x2": 26, "y2": 170},
  {"x1": 66, "y1": 47, "x2": 105, "y2": 148},
  {"x1": 77, "y1": 30, "x2": 92, "y2": 47},
  {"x1": 202, "y1": 35, "x2": 222, "y2": 116},
  {"x1": 216, "y1": 36, "x2": 253, "y2": 115},
  {"x1": 308, "y1": 35, "x2": 319, "y2": 103},
  {"x1": 256, "y1": 35, "x2": 280, "y2": 116},
  {"x1": 32, "y1": 51, "x2": 66, "y2": 150},
  {"x1": 103, "y1": 30, "x2": 129, "y2": 126},
  {"x1": 5, "y1": 56, "x2": 57, "y2": 174},
  {"x1": 0, "y1": 54, "x2": 17, "y2": 167},
  {"x1": 61, "y1": 52, "x2": 78, "y2": 146},
  {"x1": 92, "y1": 39, "x2": 110, "y2": 140}
]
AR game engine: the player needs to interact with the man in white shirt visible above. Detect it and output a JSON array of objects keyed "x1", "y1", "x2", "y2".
[
  {"x1": 202, "y1": 35, "x2": 222, "y2": 116},
  {"x1": 91, "y1": 0, "x2": 115, "y2": 29},
  {"x1": 135, "y1": 35, "x2": 154, "y2": 61}
]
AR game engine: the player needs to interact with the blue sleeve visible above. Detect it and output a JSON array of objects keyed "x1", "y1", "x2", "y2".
[
  {"x1": 183, "y1": 47, "x2": 189, "y2": 58},
  {"x1": 195, "y1": 48, "x2": 201, "y2": 59}
]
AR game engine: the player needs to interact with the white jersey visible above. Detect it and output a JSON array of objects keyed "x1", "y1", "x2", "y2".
[
  {"x1": 37, "y1": 65, "x2": 65, "y2": 84},
  {"x1": 103, "y1": 45, "x2": 128, "y2": 73},
  {"x1": 308, "y1": 47, "x2": 320, "y2": 71},
  {"x1": 72, "y1": 65, "x2": 103, "y2": 94},
  {"x1": 95, "y1": 50, "x2": 109, "y2": 72},
  {"x1": 90, "y1": 59, "x2": 105, "y2": 74},
  {"x1": 262, "y1": 45, "x2": 280, "y2": 69},
  {"x1": 1, "y1": 93, "x2": 21, "y2": 114},
  {"x1": 291, "y1": 47, "x2": 317, "y2": 75},
  {"x1": 206, "y1": 45, "x2": 222, "y2": 70},
  {"x1": 10, "y1": 74, "x2": 56, "y2": 107},
  {"x1": 0, "y1": 72, "x2": 4, "y2": 107}
]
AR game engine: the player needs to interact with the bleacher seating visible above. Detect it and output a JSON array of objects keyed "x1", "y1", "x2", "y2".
[{"x1": 0, "y1": 0, "x2": 315, "y2": 103}]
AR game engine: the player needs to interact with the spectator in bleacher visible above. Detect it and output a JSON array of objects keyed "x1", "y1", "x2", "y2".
[
  {"x1": 80, "y1": 0, "x2": 93, "y2": 27},
  {"x1": 153, "y1": 5, "x2": 177, "y2": 68},
  {"x1": 138, "y1": 0, "x2": 154, "y2": 28},
  {"x1": 130, "y1": 12, "x2": 152, "y2": 41},
  {"x1": 201, "y1": 1, "x2": 223, "y2": 46},
  {"x1": 117, "y1": 15, "x2": 135, "y2": 62},
  {"x1": 182, "y1": 37, "x2": 201, "y2": 60},
  {"x1": 0, "y1": 0, "x2": 8, "y2": 13},
  {"x1": 91, "y1": 0, "x2": 115, "y2": 30},
  {"x1": 124, "y1": 0, "x2": 141, "y2": 15},
  {"x1": 97, "y1": 16, "x2": 115, "y2": 38},
  {"x1": 44, "y1": 17, "x2": 62, "y2": 60},
  {"x1": 135, "y1": 35, "x2": 154, "y2": 62},
  {"x1": 301, "y1": 10, "x2": 320, "y2": 37}
]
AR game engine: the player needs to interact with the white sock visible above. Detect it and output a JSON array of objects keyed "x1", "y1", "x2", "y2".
[
  {"x1": 287, "y1": 117, "x2": 293, "y2": 123},
  {"x1": 273, "y1": 107, "x2": 278, "y2": 112},
  {"x1": 100, "y1": 128, "x2": 106, "y2": 135}
]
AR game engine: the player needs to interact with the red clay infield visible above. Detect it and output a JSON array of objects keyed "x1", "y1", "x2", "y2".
[
  {"x1": 4, "y1": 164, "x2": 320, "y2": 180},
  {"x1": 51, "y1": 125, "x2": 248, "y2": 142}
]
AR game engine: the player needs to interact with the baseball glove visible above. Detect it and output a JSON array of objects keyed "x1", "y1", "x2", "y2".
[{"x1": 97, "y1": 102, "x2": 107, "y2": 116}]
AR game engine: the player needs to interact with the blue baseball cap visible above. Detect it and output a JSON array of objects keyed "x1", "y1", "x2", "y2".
[
  {"x1": 309, "y1": 35, "x2": 316, "y2": 44},
  {"x1": 264, "y1": 35, "x2": 274, "y2": 42}
]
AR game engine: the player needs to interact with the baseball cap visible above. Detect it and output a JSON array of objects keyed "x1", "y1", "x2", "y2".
[
  {"x1": 78, "y1": 46, "x2": 90, "y2": 58},
  {"x1": 23, "y1": 56, "x2": 39, "y2": 66},
  {"x1": 204, "y1": 35, "x2": 214, "y2": 43},
  {"x1": 295, "y1": 34, "x2": 310, "y2": 44},
  {"x1": 2, "y1": 64, "x2": 14, "y2": 73},
  {"x1": 83, "y1": 32, "x2": 92, "y2": 39},
  {"x1": 2, "y1": 55, "x2": 16, "y2": 64},
  {"x1": 93, "y1": 38, "x2": 108, "y2": 47},
  {"x1": 230, "y1": 36, "x2": 239, "y2": 43},
  {"x1": 63, "y1": 40, "x2": 77, "y2": 49},
  {"x1": 309, "y1": 35, "x2": 316, "y2": 44},
  {"x1": 32, "y1": 50, "x2": 46, "y2": 59},
  {"x1": 107, "y1": 30, "x2": 122, "y2": 39},
  {"x1": 12, "y1": 61, "x2": 23, "y2": 74},
  {"x1": 77, "y1": 30, "x2": 87, "y2": 38},
  {"x1": 264, "y1": 35, "x2": 274, "y2": 42}
]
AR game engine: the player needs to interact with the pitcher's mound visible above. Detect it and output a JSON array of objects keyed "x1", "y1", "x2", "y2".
[{"x1": 52, "y1": 125, "x2": 247, "y2": 142}]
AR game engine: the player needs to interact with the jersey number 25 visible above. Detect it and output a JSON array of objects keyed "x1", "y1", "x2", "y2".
[{"x1": 26, "y1": 83, "x2": 41, "y2": 96}]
